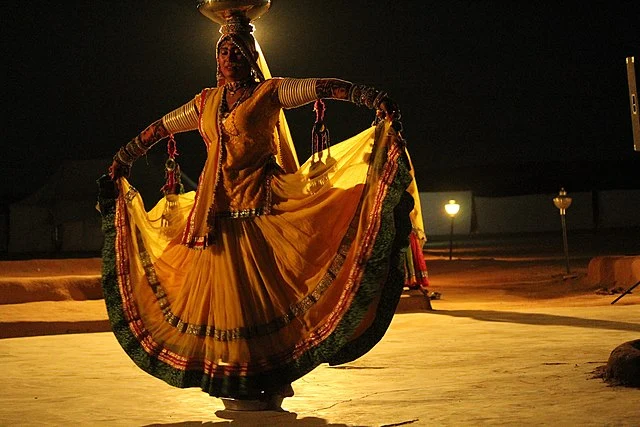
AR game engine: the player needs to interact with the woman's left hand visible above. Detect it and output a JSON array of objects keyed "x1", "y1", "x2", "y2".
[
  {"x1": 377, "y1": 97, "x2": 403, "y2": 134},
  {"x1": 379, "y1": 97, "x2": 400, "y2": 120}
]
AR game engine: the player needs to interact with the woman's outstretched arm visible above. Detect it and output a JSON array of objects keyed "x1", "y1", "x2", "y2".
[
  {"x1": 109, "y1": 98, "x2": 200, "y2": 179},
  {"x1": 278, "y1": 78, "x2": 401, "y2": 122}
]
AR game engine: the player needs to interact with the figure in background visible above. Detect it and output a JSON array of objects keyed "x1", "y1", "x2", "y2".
[
  {"x1": 400, "y1": 157, "x2": 432, "y2": 307},
  {"x1": 98, "y1": 8, "x2": 423, "y2": 410}
]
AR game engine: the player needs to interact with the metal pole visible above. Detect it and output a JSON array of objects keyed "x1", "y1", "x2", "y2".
[
  {"x1": 449, "y1": 216, "x2": 454, "y2": 260},
  {"x1": 611, "y1": 280, "x2": 640, "y2": 305},
  {"x1": 560, "y1": 213, "x2": 571, "y2": 274}
]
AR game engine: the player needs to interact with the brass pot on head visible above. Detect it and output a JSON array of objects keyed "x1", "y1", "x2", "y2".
[{"x1": 196, "y1": 0, "x2": 272, "y2": 24}]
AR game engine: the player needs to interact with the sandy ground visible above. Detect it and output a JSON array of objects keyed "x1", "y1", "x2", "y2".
[{"x1": 1, "y1": 231, "x2": 639, "y2": 426}]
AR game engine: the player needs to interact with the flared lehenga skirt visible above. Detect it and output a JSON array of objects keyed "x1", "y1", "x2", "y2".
[{"x1": 98, "y1": 124, "x2": 414, "y2": 398}]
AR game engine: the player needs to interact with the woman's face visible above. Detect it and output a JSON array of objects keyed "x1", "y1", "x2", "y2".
[{"x1": 217, "y1": 39, "x2": 252, "y2": 82}]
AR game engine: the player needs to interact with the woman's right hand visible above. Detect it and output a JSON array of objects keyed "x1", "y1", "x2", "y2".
[
  {"x1": 107, "y1": 119, "x2": 172, "y2": 181},
  {"x1": 109, "y1": 160, "x2": 130, "y2": 180}
]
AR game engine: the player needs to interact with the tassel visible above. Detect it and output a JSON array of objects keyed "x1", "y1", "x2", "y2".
[
  {"x1": 160, "y1": 134, "x2": 184, "y2": 196},
  {"x1": 311, "y1": 99, "x2": 330, "y2": 159},
  {"x1": 160, "y1": 134, "x2": 184, "y2": 236},
  {"x1": 308, "y1": 100, "x2": 336, "y2": 192}
]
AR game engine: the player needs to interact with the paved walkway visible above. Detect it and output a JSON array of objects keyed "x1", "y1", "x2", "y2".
[
  {"x1": 1, "y1": 303, "x2": 639, "y2": 426},
  {"x1": 1, "y1": 228, "x2": 639, "y2": 425}
]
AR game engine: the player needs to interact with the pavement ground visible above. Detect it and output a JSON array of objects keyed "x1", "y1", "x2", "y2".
[{"x1": 1, "y1": 229, "x2": 639, "y2": 426}]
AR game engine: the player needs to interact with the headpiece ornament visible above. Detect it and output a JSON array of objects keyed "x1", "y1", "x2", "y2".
[{"x1": 197, "y1": 1, "x2": 271, "y2": 84}]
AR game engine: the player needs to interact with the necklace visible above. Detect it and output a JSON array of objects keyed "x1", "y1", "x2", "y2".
[
  {"x1": 220, "y1": 88, "x2": 243, "y2": 116},
  {"x1": 220, "y1": 84, "x2": 255, "y2": 124},
  {"x1": 225, "y1": 79, "x2": 253, "y2": 95}
]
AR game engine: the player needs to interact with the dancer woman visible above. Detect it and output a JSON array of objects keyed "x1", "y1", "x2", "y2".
[{"x1": 99, "y1": 11, "x2": 419, "y2": 409}]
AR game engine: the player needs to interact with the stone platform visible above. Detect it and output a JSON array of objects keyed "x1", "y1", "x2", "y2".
[{"x1": 587, "y1": 255, "x2": 640, "y2": 290}]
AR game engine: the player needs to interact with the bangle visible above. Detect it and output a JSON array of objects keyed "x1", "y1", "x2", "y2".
[
  {"x1": 126, "y1": 137, "x2": 147, "y2": 157},
  {"x1": 348, "y1": 84, "x2": 383, "y2": 109},
  {"x1": 115, "y1": 147, "x2": 133, "y2": 166},
  {"x1": 348, "y1": 84, "x2": 363, "y2": 106}
]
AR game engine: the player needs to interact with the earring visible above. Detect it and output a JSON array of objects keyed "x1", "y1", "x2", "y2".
[{"x1": 216, "y1": 64, "x2": 224, "y2": 86}]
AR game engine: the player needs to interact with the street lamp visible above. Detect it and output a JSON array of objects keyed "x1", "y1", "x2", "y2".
[
  {"x1": 553, "y1": 188, "x2": 573, "y2": 276},
  {"x1": 444, "y1": 199, "x2": 460, "y2": 260}
]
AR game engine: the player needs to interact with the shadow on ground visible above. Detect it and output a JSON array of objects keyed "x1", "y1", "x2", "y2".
[
  {"x1": 144, "y1": 410, "x2": 353, "y2": 426},
  {"x1": 434, "y1": 309, "x2": 640, "y2": 332}
]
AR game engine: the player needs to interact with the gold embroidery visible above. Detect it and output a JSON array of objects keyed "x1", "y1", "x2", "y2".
[{"x1": 124, "y1": 186, "x2": 138, "y2": 204}]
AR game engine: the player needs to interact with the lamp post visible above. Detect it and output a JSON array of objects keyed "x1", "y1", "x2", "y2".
[
  {"x1": 444, "y1": 200, "x2": 460, "y2": 260},
  {"x1": 553, "y1": 188, "x2": 573, "y2": 276}
]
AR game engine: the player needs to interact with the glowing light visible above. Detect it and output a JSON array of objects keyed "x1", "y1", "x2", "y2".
[{"x1": 444, "y1": 200, "x2": 460, "y2": 217}]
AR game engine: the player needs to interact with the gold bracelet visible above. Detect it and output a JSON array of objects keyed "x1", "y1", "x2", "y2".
[
  {"x1": 348, "y1": 84, "x2": 383, "y2": 109},
  {"x1": 278, "y1": 78, "x2": 318, "y2": 109},
  {"x1": 126, "y1": 137, "x2": 147, "y2": 157},
  {"x1": 115, "y1": 147, "x2": 133, "y2": 166}
]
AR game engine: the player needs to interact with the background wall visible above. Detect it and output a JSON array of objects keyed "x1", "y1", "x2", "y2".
[
  {"x1": 3, "y1": 183, "x2": 640, "y2": 254},
  {"x1": 422, "y1": 189, "x2": 640, "y2": 237}
]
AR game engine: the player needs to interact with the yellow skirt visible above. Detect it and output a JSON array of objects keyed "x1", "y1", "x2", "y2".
[{"x1": 99, "y1": 125, "x2": 414, "y2": 398}]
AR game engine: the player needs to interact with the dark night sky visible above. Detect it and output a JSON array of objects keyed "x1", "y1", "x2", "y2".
[{"x1": 2, "y1": 0, "x2": 639, "y2": 202}]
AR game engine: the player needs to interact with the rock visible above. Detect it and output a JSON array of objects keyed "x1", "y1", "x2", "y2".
[{"x1": 603, "y1": 339, "x2": 640, "y2": 388}]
